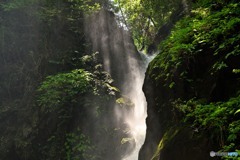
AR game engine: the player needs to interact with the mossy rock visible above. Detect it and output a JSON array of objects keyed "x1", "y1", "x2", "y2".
[
  {"x1": 151, "y1": 126, "x2": 217, "y2": 160},
  {"x1": 116, "y1": 96, "x2": 134, "y2": 109}
]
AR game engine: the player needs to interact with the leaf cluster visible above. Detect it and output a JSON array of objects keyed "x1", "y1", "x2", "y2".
[
  {"x1": 37, "y1": 69, "x2": 93, "y2": 112},
  {"x1": 148, "y1": 1, "x2": 240, "y2": 87},
  {"x1": 175, "y1": 93, "x2": 240, "y2": 155},
  {"x1": 113, "y1": 0, "x2": 182, "y2": 50},
  {"x1": 65, "y1": 129, "x2": 97, "y2": 160}
]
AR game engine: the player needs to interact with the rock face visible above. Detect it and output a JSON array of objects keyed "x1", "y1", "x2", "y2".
[
  {"x1": 139, "y1": 65, "x2": 220, "y2": 160},
  {"x1": 139, "y1": 1, "x2": 240, "y2": 160},
  {"x1": 140, "y1": 50, "x2": 240, "y2": 160}
]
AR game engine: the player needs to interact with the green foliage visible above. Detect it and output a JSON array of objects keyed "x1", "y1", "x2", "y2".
[
  {"x1": 64, "y1": 0, "x2": 101, "y2": 16},
  {"x1": 233, "y1": 69, "x2": 240, "y2": 74},
  {"x1": 0, "y1": 0, "x2": 38, "y2": 11},
  {"x1": 37, "y1": 69, "x2": 93, "y2": 112},
  {"x1": 141, "y1": 0, "x2": 181, "y2": 20},
  {"x1": 39, "y1": 0, "x2": 101, "y2": 27},
  {"x1": 37, "y1": 50, "x2": 120, "y2": 113},
  {"x1": 65, "y1": 129, "x2": 97, "y2": 160},
  {"x1": 148, "y1": 2, "x2": 240, "y2": 85},
  {"x1": 113, "y1": 0, "x2": 150, "y2": 48},
  {"x1": 113, "y1": 0, "x2": 182, "y2": 50},
  {"x1": 35, "y1": 62, "x2": 125, "y2": 159},
  {"x1": 175, "y1": 93, "x2": 240, "y2": 154}
]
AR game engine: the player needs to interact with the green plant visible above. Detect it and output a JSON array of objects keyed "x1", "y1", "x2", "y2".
[
  {"x1": 113, "y1": 0, "x2": 182, "y2": 50},
  {"x1": 148, "y1": 1, "x2": 240, "y2": 86},
  {"x1": 65, "y1": 129, "x2": 97, "y2": 160},
  {"x1": 37, "y1": 69, "x2": 93, "y2": 112},
  {"x1": 175, "y1": 93, "x2": 240, "y2": 155},
  {"x1": 0, "y1": 0, "x2": 38, "y2": 11}
]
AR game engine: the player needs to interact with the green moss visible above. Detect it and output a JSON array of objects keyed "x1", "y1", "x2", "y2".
[
  {"x1": 151, "y1": 127, "x2": 180, "y2": 160},
  {"x1": 116, "y1": 97, "x2": 134, "y2": 109}
]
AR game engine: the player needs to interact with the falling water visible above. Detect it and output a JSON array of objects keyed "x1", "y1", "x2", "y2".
[
  {"x1": 121, "y1": 52, "x2": 156, "y2": 160},
  {"x1": 121, "y1": 54, "x2": 147, "y2": 160},
  {"x1": 85, "y1": 9, "x2": 155, "y2": 160}
]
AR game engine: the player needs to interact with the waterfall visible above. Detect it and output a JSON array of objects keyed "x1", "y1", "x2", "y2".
[
  {"x1": 121, "y1": 53, "x2": 147, "y2": 160},
  {"x1": 85, "y1": 9, "x2": 155, "y2": 160},
  {"x1": 121, "y1": 53, "x2": 156, "y2": 160}
]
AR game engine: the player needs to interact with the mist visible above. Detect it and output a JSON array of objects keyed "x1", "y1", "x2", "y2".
[{"x1": 85, "y1": 9, "x2": 154, "y2": 159}]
